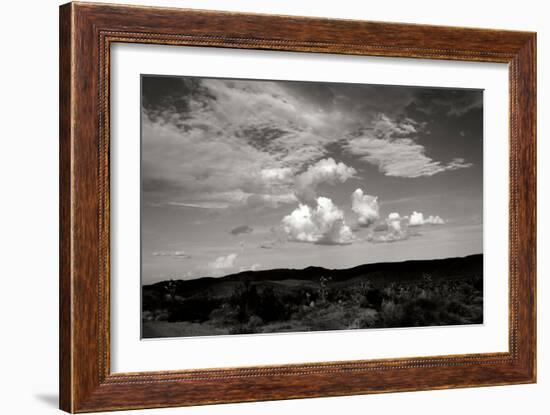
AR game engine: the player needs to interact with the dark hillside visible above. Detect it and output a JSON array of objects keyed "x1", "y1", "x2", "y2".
[{"x1": 142, "y1": 254, "x2": 483, "y2": 338}]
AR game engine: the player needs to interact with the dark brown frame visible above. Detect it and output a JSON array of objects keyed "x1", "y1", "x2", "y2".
[{"x1": 59, "y1": 2, "x2": 536, "y2": 412}]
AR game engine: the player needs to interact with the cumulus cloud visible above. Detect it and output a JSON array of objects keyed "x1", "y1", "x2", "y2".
[
  {"x1": 210, "y1": 253, "x2": 238, "y2": 270},
  {"x1": 371, "y1": 212, "x2": 409, "y2": 242},
  {"x1": 351, "y1": 188, "x2": 380, "y2": 227},
  {"x1": 230, "y1": 225, "x2": 253, "y2": 235},
  {"x1": 344, "y1": 113, "x2": 473, "y2": 178},
  {"x1": 387, "y1": 212, "x2": 404, "y2": 232},
  {"x1": 294, "y1": 158, "x2": 356, "y2": 203},
  {"x1": 282, "y1": 197, "x2": 354, "y2": 245},
  {"x1": 409, "y1": 211, "x2": 445, "y2": 227},
  {"x1": 373, "y1": 223, "x2": 389, "y2": 232},
  {"x1": 408, "y1": 211, "x2": 425, "y2": 227},
  {"x1": 427, "y1": 215, "x2": 445, "y2": 225}
]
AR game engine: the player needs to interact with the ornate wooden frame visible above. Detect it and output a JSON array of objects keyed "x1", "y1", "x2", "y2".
[{"x1": 59, "y1": 2, "x2": 536, "y2": 412}]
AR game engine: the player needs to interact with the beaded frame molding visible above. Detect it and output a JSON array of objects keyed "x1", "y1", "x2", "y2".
[{"x1": 59, "y1": 2, "x2": 536, "y2": 412}]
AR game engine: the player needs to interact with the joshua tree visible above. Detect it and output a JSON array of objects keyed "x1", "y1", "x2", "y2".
[
  {"x1": 319, "y1": 276, "x2": 332, "y2": 303},
  {"x1": 422, "y1": 273, "x2": 433, "y2": 287},
  {"x1": 166, "y1": 279, "x2": 177, "y2": 302},
  {"x1": 358, "y1": 280, "x2": 372, "y2": 297}
]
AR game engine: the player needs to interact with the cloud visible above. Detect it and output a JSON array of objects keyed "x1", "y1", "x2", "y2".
[
  {"x1": 168, "y1": 190, "x2": 297, "y2": 211},
  {"x1": 244, "y1": 192, "x2": 298, "y2": 209},
  {"x1": 373, "y1": 223, "x2": 389, "y2": 232},
  {"x1": 167, "y1": 201, "x2": 229, "y2": 210},
  {"x1": 142, "y1": 77, "x2": 476, "y2": 226},
  {"x1": 426, "y1": 215, "x2": 445, "y2": 225},
  {"x1": 408, "y1": 211, "x2": 445, "y2": 226},
  {"x1": 371, "y1": 212, "x2": 408, "y2": 242},
  {"x1": 239, "y1": 263, "x2": 261, "y2": 272},
  {"x1": 345, "y1": 137, "x2": 472, "y2": 178},
  {"x1": 230, "y1": 225, "x2": 254, "y2": 235},
  {"x1": 152, "y1": 250, "x2": 191, "y2": 259},
  {"x1": 446, "y1": 158, "x2": 473, "y2": 171},
  {"x1": 142, "y1": 78, "x2": 359, "y2": 210},
  {"x1": 295, "y1": 158, "x2": 356, "y2": 202},
  {"x1": 370, "y1": 114, "x2": 420, "y2": 139},
  {"x1": 261, "y1": 167, "x2": 294, "y2": 183},
  {"x1": 282, "y1": 197, "x2": 354, "y2": 245},
  {"x1": 210, "y1": 253, "x2": 238, "y2": 270},
  {"x1": 344, "y1": 113, "x2": 473, "y2": 178},
  {"x1": 143, "y1": 77, "x2": 475, "y2": 216},
  {"x1": 387, "y1": 212, "x2": 404, "y2": 232},
  {"x1": 408, "y1": 211, "x2": 425, "y2": 227},
  {"x1": 412, "y1": 89, "x2": 483, "y2": 117},
  {"x1": 351, "y1": 188, "x2": 380, "y2": 227}
]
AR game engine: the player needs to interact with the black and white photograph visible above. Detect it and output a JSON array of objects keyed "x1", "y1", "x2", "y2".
[{"x1": 141, "y1": 75, "x2": 484, "y2": 339}]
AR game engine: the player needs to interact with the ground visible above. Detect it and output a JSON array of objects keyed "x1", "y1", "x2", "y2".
[{"x1": 142, "y1": 255, "x2": 483, "y2": 338}]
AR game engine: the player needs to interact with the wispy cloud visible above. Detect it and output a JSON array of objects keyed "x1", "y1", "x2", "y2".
[
  {"x1": 412, "y1": 89, "x2": 483, "y2": 117},
  {"x1": 376, "y1": 212, "x2": 409, "y2": 242},
  {"x1": 344, "y1": 114, "x2": 473, "y2": 178},
  {"x1": 152, "y1": 250, "x2": 191, "y2": 259}
]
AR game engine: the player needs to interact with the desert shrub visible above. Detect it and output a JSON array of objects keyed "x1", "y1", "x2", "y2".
[
  {"x1": 167, "y1": 296, "x2": 221, "y2": 323},
  {"x1": 230, "y1": 282, "x2": 290, "y2": 323},
  {"x1": 356, "y1": 313, "x2": 378, "y2": 329},
  {"x1": 446, "y1": 299, "x2": 471, "y2": 316},
  {"x1": 209, "y1": 304, "x2": 239, "y2": 325},
  {"x1": 230, "y1": 281, "x2": 260, "y2": 323},
  {"x1": 366, "y1": 288, "x2": 384, "y2": 311},
  {"x1": 358, "y1": 296, "x2": 370, "y2": 308},
  {"x1": 152, "y1": 309, "x2": 170, "y2": 321},
  {"x1": 142, "y1": 310, "x2": 154, "y2": 322},
  {"x1": 400, "y1": 297, "x2": 442, "y2": 326},
  {"x1": 229, "y1": 315, "x2": 264, "y2": 334},
  {"x1": 375, "y1": 299, "x2": 406, "y2": 327},
  {"x1": 358, "y1": 287, "x2": 384, "y2": 311},
  {"x1": 257, "y1": 286, "x2": 288, "y2": 322},
  {"x1": 472, "y1": 296, "x2": 483, "y2": 305},
  {"x1": 472, "y1": 275, "x2": 483, "y2": 291},
  {"x1": 458, "y1": 283, "x2": 474, "y2": 299},
  {"x1": 142, "y1": 290, "x2": 166, "y2": 311}
]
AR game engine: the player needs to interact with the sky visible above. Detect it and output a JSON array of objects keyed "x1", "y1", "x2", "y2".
[{"x1": 141, "y1": 75, "x2": 483, "y2": 283}]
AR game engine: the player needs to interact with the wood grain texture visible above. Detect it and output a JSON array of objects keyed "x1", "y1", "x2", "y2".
[{"x1": 59, "y1": 2, "x2": 537, "y2": 412}]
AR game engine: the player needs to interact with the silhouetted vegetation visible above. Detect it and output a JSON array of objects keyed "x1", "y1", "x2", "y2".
[{"x1": 142, "y1": 254, "x2": 483, "y2": 338}]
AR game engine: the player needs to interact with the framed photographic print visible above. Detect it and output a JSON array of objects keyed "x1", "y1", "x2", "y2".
[{"x1": 59, "y1": 2, "x2": 536, "y2": 413}]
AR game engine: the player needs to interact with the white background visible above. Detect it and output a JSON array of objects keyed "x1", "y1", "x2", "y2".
[
  {"x1": 0, "y1": 0, "x2": 547, "y2": 414},
  {"x1": 111, "y1": 45, "x2": 509, "y2": 372}
]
